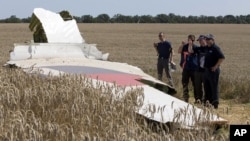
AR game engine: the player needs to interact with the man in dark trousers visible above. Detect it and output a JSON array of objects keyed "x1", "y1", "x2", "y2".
[
  {"x1": 178, "y1": 35, "x2": 198, "y2": 102},
  {"x1": 193, "y1": 35, "x2": 207, "y2": 103},
  {"x1": 153, "y1": 32, "x2": 174, "y2": 87},
  {"x1": 204, "y1": 34, "x2": 225, "y2": 109}
]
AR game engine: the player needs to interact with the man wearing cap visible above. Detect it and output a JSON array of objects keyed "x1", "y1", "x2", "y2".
[
  {"x1": 204, "y1": 34, "x2": 225, "y2": 109},
  {"x1": 153, "y1": 32, "x2": 174, "y2": 87},
  {"x1": 178, "y1": 34, "x2": 198, "y2": 102},
  {"x1": 193, "y1": 35, "x2": 207, "y2": 104}
]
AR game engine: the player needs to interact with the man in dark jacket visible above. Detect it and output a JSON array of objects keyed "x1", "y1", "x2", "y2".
[
  {"x1": 204, "y1": 34, "x2": 225, "y2": 109},
  {"x1": 153, "y1": 32, "x2": 174, "y2": 86},
  {"x1": 193, "y1": 35, "x2": 207, "y2": 103}
]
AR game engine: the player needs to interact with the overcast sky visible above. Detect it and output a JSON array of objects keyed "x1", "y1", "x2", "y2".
[{"x1": 1, "y1": 0, "x2": 250, "y2": 19}]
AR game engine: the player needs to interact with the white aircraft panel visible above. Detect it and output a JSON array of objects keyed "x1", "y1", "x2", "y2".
[{"x1": 33, "y1": 8, "x2": 84, "y2": 43}]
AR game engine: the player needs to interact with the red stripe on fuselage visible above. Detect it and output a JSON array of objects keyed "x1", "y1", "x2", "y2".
[{"x1": 87, "y1": 73, "x2": 143, "y2": 86}]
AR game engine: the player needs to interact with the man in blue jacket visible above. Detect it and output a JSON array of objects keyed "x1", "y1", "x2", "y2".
[{"x1": 178, "y1": 35, "x2": 198, "y2": 102}]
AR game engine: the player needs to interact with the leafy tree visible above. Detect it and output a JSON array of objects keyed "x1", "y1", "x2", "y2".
[
  {"x1": 238, "y1": 15, "x2": 247, "y2": 24},
  {"x1": 140, "y1": 15, "x2": 155, "y2": 23},
  {"x1": 199, "y1": 15, "x2": 208, "y2": 23},
  {"x1": 216, "y1": 16, "x2": 224, "y2": 23},
  {"x1": 96, "y1": 14, "x2": 110, "y2": 23},
  {"x1": 187, "y1": 16, "x2": 199, "y2": 23},
  {"x1": 246, "y1": 14, "x2": 250, "y2": 23},
  {"x1": 224, "y1": 15, "x2": 236, "y2": 23},
  {"x1": 155, "y1": 14, "x2": 169, "y2": 23},
  {"x1": 81, "y1": 15, "x2": 94, "y2": 23},
  {"x1": 5, "y1": 15, "x2": 21, "y2": 23},
  {"x1": 168, "y1": 13, "x2": 176, "y2": 23},
  {"x1": 73, "y1": 16, "x2": 81, "y2": 23},
  {"x1": 207, "y1": 16, "x2": 216, "y2": 23},
  {"x1": 21, "y1": 17, "x2": 31, "y2": 23},
  {"x1": 132, "y1": 15, "x2": 141, "y2": 23},
  {"x1": 111, "y1": 14, "x2": 129, "y2": 23}
]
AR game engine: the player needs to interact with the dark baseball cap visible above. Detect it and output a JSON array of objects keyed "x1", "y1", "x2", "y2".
[
  {"x1": 197, "y1": 35, "x2": 206, "y2": 41},
  {"x1": 205, "y1": 34, "x2": 215, "y2": 40}
]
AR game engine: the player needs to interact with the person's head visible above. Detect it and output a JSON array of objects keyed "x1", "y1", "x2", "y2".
[
  {"x1": 205, "y1": 34, "x2": 215, "y2": 47},
  {"x1": 197, "y1": 35, "x2": 207, "y2": 47},
  {"x1": 158, "y1": 32, "x2": 165, "y2": 41},
  {"x1": 187, "y1": 34, "x2": 195, "y2": 44}
]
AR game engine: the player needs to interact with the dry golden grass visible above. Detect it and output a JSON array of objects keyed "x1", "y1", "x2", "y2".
[{"x1": 0, "y1": 23, "x2": 250, "y2": 140}]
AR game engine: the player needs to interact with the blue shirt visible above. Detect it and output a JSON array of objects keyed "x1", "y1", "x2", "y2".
[{"x1": 204, "y1": 44, "x2": 225, "y2": 69}]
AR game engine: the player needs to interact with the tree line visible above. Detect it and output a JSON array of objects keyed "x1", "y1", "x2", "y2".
[{"x1": 1, "y1": 13, "x2": 250, "y2": 24}]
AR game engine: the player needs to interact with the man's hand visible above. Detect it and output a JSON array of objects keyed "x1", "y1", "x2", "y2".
[
  {"x1": 211, "y1": 58, "x2": 224, "y2": 72},
  {"x1": 153, "y1": 42, "x2": 158, "y2": 48},
  {"x1": 181, "y1": 41, "x2": 186, "y2": 45},
  {"x1": 211, "y1": 65, "x2": 218, "y2": 72}
]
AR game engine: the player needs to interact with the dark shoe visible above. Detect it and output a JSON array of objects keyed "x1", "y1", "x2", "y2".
[
  {"x1": 212, "y1": 101, "x2": 219, "y2": 109},
  {"x1": 213, "y1": 104, "x2": 218, "y2": 109}
]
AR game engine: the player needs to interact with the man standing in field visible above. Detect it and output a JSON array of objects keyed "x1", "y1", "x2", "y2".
[
  {"x1": 193, "y1": 35, "x2": 207, "y2": 104},
  {"x1": 153, "y1": 32, "x2": 174, "y2": 87},
  {"x1": 204, "y1": 34, "x2": 225, "y2": 109},
  {"x1": 178, "y1": 35, "x2": 198, "y2": 102}
]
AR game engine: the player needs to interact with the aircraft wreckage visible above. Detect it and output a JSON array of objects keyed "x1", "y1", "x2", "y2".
[{"x1": 6, "y1": 8, "x2": 227, "y2": 129}]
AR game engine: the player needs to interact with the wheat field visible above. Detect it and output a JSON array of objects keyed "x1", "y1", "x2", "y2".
[{"x1": 0, "y1": 23, "x2": 250, "y2": 140}]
